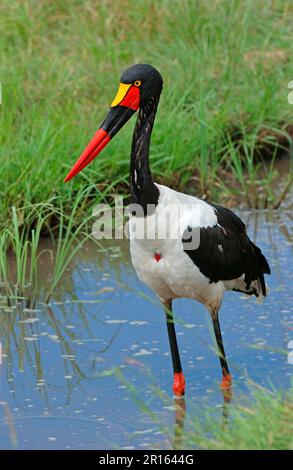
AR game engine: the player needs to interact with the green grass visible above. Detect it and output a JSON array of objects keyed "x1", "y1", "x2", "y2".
[
  {"x1": 0, "y1": 187, "x2": 96, "y2": 305},
  {"x1": 186, "y1": 385, "x2": 293, "y2": 450},
  {"x1": 1, "y1": 0, "x2": 293, "y2": 230}
]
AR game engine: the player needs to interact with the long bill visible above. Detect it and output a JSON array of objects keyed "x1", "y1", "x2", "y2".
[{"x1": 64, "y1": 82, "x2": 140, "y2": 182}]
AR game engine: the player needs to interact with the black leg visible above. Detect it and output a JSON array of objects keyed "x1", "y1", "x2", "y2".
[
  {"x1": 163, "y1": 300, "x2": 185, "y2": 396},
  {"x1": 212, "y1": 310, "x2": 232, "y2": 389}
]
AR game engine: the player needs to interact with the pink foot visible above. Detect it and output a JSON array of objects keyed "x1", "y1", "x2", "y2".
[{"x1": 173, "y1": 372, "x2": 186, "y2": 397}]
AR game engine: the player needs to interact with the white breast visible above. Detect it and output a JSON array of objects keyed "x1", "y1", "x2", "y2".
[{"x1": 128, "y1": 184, "x2": 224, "y2": 309}]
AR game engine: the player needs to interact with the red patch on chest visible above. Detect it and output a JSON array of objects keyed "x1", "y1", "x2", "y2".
[{"x1": 154, "y1": 252, "x2": 162, "y2": 262}]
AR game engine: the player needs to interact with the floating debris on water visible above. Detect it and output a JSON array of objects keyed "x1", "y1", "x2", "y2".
[
  {"x1": 133, "y1": 349, "x2": 153, "y2": 356},
  {"x1": 105, "y1": 319, "x2": 127, "y2": 324},
  {"x1": 19, "y1": 318, "x2": 39, "y2": 323}
]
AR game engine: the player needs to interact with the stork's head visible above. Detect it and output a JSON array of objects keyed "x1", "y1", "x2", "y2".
[{"x1": 64, "y1": 64, "x2": 163, "y2": 182}]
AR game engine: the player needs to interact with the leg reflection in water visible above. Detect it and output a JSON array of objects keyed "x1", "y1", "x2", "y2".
[
  {"x1": 172, "y1": 387, "x2": 233, "y2": 449},
  {"x1": 173, "y1": 397, "x2": 186, "y2": 449},
  {"x1": 222, "y1": 387, "x2": 233, "y2": 430}
]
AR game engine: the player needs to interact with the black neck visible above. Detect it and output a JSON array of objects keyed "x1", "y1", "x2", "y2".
[{"x1": 130, "y1": 96, "x2": 160, "y2": 213}]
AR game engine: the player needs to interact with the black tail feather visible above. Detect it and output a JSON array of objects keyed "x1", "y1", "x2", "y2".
[{"x1": 251, "y1": 242, "x2": 271, "y2": 296}]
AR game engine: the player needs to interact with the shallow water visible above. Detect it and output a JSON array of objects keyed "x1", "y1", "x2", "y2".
[{"x1": 0, "y1": 210, "x2": 292, "y2": 449}]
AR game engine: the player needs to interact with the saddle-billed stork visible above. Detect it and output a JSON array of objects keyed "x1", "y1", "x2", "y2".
[{"x1": 64, "y1": 64, "x2": 271, "y2": 397}]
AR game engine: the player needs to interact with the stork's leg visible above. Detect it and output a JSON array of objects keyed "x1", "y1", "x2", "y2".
[
  {"x1": 163, "y1": 300, "x2": 185, "y2": 397},
  {"x1": 211, "y1": 310, "x2": 232, "y2": 390}
]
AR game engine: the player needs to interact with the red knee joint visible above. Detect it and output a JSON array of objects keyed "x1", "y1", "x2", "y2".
[
  {"x1": 221, "y1": 373, "x2": 232, "y2": 390},
  {"x1": 173, "y1": 372, "x2": 185, "y2": 397}
]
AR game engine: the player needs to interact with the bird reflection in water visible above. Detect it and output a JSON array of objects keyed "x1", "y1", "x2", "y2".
[{"x1": 172, "y1": 386, "x2": 232, "y2": 449}]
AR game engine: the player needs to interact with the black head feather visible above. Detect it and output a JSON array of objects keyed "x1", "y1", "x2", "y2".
[{"x1": 121, "y1": 64, "x2": 163, "y2": 106}]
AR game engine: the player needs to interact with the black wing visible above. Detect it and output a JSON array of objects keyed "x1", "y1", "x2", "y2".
[{"x1": 182, "y1": 202, "x2": 271, "y2": 295}]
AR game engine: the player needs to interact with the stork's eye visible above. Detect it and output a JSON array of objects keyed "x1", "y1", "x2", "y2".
[{"x1": 134, "y1": 80, "x2": 141, "y2": 87}]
